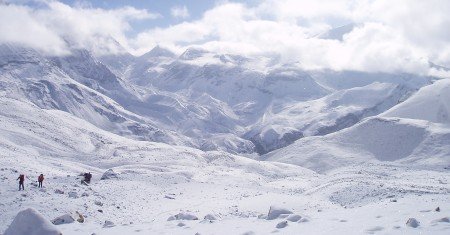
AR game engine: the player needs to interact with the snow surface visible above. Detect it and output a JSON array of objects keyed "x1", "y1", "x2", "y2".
[
  {"x1": 1, "y1": 42, "x2": 449, "y2": 234},
  {"x1": 1, "y1": 86, "x2": 449, "y2": 234}
]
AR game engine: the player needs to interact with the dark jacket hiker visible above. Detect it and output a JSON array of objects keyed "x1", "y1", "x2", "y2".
[{"x1": 17, "y1": 174, "x2": 25, "y2": 191}]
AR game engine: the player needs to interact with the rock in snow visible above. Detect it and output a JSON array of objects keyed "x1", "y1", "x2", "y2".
[
  {"x1": 286, "y1": 214, "x2": 302, "y2": 222},
  {"x1": 167, "y1": 212, "x2": 199, "y2": 221},
  {"x1": 433, "y1": 217, "x2": 450, "y2": 223},
  {"x1": 204, "y1": 214, "x2": 218, "y2": 221},
  {"x1": 267, "y1": 206, "x2": 293, "y2": 220},
  {"x1": 51, "y1": 212, "x2": 84, "y2": 225},
  {"x1": 54, "y1": 189, "x2": 64, "y2": 194},
  {"x1": 4, "y1": 208, "x2": 62, "y2": 235},
  {"x1": 276, "y1": 220, "x2": 288, "y2": 229},
  {"x1": 103, "y1": 220, "x2": 115, "y2": 228},
  {"x1": 68, "y1": 191, "x2": 78, "y2": 198},
  {"x1": 94, "y1": 200, "x2": 104, "y2": 206},
  {"x1": 51, "y1": 213, "x2": 75, "y2": 225},
  {"x1": 406, "y1": 218, "x2": 420, "y2": 228},
  {"x1": 101, "y1": 169, "x2": 118, "y2": 180}
]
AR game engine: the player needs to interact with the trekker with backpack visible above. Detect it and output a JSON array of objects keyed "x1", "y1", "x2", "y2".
[
  {"x1": 38, "y1": 174, "x2": 44, "y2": 188},
  {"x1": 17, "y1": 174, "x2": 25, "y2": 191},
  {"x1": 82, "y1": 172, "x2": 92, "y2": 185}
]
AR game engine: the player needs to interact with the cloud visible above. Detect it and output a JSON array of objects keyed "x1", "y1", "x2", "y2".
[
  {"x1": 1, "y1": 0, "x2": 449, "y2": 77},
  {"x1": 0, "y1": 4, "x2": 69, "y2": 55},
  {"x1": 131, "y1": 0, "x2": 450, "y2": 76},
  {"x1": 0, "y1": 1, "x2": 159, "y2": 55},
  {"x1": 170, "y1": 5, "x2": 189, "y2": 19}
]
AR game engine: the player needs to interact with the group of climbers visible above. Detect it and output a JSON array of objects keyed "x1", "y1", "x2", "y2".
[
  {"x1": 16, "y1": 172, "x2": 92, "y2": 191},
  {"x1": 17, "y1": 174, "x2": 44, "y2": 191}
]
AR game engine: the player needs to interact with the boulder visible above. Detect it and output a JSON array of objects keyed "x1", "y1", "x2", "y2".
[
  {"x1": 94, "y1": 201, "x2": 103, "y2": 206},
  {"x1": 204, "y1": 214, "x2": 217, "y2": 221},
  {"x1": 68, "y1": 191, "x2": 78, "y2": 198},
  {"x1": 5, "y1": 208, "x2": 62, "y2": 235},
  {"x1": 267, "y1": 206, "x2": 293, "y2": 220},
  {"x1": 406, "y1": 218, "x2": 420, "y2": 228},
  {"x1": 103, "y1": 220, "x2": 115, "y2": 228},
  {"x1": 101, "y1": 169, "x2": 118, "y2": 180},
  {"x1": 433, "y1": 217, "x2": 450, "y2": 223},
  {"x1": 286, "y1": 214, "x2": 302, "y2": 222},
  {"x1": 167, "y1": 212, "x2": 199, "y2": 221},
  {"x1": 54, "y1": 189, "x2": 64, "y2": 194},
  {"x1": 201, "y1": 214, "x2": 217, "y2": 224},
  {"x1": 276, "y1": 220, "x2": 288, "y2": 229},
  {"x1": 52, "y1": 214, "x2": 75, "y2": 225},
  {"x1": 52, "y1": 212, "x2": 84, "y2": 225}
]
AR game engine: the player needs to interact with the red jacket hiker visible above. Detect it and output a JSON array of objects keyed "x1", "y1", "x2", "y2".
[{"x1": 38, "y1": 174, "x2": 44, "y2": 188}]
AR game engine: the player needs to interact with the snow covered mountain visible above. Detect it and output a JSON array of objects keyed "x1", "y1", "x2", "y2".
[
  {"x1": 246, "y1": 82, "x2": 415, "y2": 154},
  {"x1": 0, "y1": 44, "x2": 191, "y2": 146},
  {"x1": 264, "y1": 79, "x2": 450, "y2": 173},
  {"x1": 1, "y1": 78, "x2": 449, "y2": 235},
  {"x1": 99, "y1": 45, "x2": 435, "y2": 154},
  {"x1": 1, "y1": 42, "x2": 449, "y2": 235},
  {"x1": 0, "y1": 42, "x2": 437, "y2": 156}
]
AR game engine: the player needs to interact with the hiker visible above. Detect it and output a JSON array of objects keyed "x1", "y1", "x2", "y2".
[
  {"x1": 87, "y1": 172, "x2": 92, "y2": 183},
  {"x1": 38, "y1": 174, "x2": 44, "y2": 188},
  {"x1": 82, "y1": 172, "x2": 92, "y2": 184},
  {"x1": 17, "y1": 174, "x2": 25, "y2": 191}
]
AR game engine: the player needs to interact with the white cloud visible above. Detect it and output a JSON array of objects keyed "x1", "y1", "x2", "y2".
[
  {"x1": 131, "y1": 0, "x2": 450, "y2": 75},
  {"x1": 1, "y1": 0, "x2": 449, "y2": 76},
  {"x1": 171, "y1": 5, "x2": 189, "y2": 19},
  {"x1": 0, "y1": 1, "x2": 159, "y2": 56},
  {"x1": 0, "y1": 4, "x2": 69, "y2": 55}
]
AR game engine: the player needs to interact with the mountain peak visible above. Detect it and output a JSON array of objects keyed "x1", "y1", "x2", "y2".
[
  {"x1": 141, "y1": 45, "x2": 176, "y2": 59},
  {"x1": 179, "y1": 47, "x2": 209, "y2": 60}
]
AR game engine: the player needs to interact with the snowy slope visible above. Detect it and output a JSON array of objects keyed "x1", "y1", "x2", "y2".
[
  {"x1": 265, "y1": 80, "x2": 450, "y2": 173},
  {"x1": 1, "y1": 42, "x2": 449, "y2": 235},
  {"x1": 383, "y1": 78, "x2": 450, "y2": 123},
  {"x1": 1, "y1": 96, "x2": 449, "y2": 235},
  {"x1": 247, "y1": 82, "x2": 414, "y2": 154}
]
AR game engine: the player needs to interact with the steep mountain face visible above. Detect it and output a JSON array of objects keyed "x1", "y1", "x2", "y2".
[
  {"x1": 0, "y1": 44, "x2": 191, "y2": 146},
  {"x1": 1, "y1": 42, "x2": 436, "y2": 155},
  {"x1": 264, "y1": 79, "x2": 450, "y2": 172}
]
